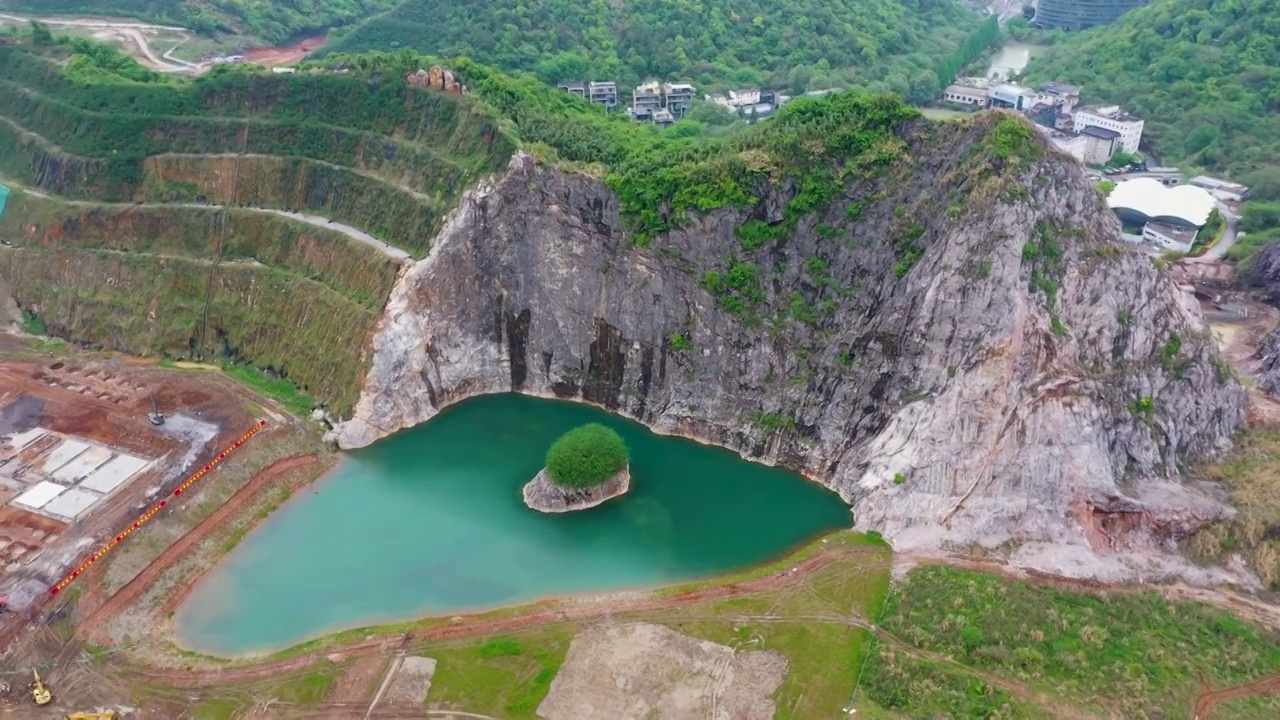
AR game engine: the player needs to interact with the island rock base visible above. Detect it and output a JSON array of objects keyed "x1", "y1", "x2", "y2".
[{"x1": 522, "y1": 466, "x2": 631, "y2": 513}]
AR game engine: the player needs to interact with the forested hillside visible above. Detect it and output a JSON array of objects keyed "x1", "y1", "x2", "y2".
[
  {"x1": 323, "y1": 0, "x2": 980, "y2": 99},
  {"x1": 1025, "y1": 0, "x2": 1280, "y2": 190},
  {"x1": 0, "y1": 0, "x2": 399, "y2": 43}
]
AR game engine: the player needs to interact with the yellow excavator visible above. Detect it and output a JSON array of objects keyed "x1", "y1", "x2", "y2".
[
  {"x1": 66, "y1": 712, "x2": 117, "y2": 720},
  {"x1": 31, "y1": 669, "x2": 51, "y2": 705}
]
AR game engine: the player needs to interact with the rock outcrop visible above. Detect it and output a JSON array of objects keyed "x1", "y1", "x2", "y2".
[
  {"x1": 522, "y1": 467, "x2": 631, "y2": 513},
  {"x1": 335, "y1": 117, "x2": 1247, "y2": 582}
]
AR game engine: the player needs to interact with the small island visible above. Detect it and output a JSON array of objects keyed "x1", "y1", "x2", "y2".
[{"x1": 523, "y1": 423, "x2": 631, "y2": 513}]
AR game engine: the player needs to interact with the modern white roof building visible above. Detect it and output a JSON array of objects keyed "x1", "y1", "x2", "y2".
[{"x1": 1107, "y1": 178, "x2": 1216, "y2": 229}]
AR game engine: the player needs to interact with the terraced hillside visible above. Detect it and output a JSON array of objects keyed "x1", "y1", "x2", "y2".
[{"x1": 0, "y1": 41, "x2": 516, "y2": 415}]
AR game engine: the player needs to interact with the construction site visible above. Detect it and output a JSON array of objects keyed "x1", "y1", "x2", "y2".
[{"x1": 0, "y1": 332, "x2": 311, "y2": 716}]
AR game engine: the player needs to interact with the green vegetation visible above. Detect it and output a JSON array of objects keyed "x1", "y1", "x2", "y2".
[
  {"x1": 1022, "y1": 221, "x2": 1067, "y2": 311},
  {"x1": 421, "y1": 530, "x2": 892, "y2": 720},
  {"x1": 430, "y1": 631, "x2": 571, "y2": 716},
  {"x1": 863, "y1": 566, "x2": 1280, "y2": 718},
  {"x1": 220, "y1": 363, "x2": 316, "y2": 416},
  {"x1": 0, "y1": 192, "x2": 398, "y2": 415},
  {"x1": 934, "y1": 17, "x2": 1001, "y2": 87},
  {"x1": 0, "y1": 0, "x2": 401, "y2": 44},
  {"x1": 0, "y1": 42, "x2": 514, "y2": 256},
  {"x1": 544, "y1": 423, "x2": 629, "y2": 488},
  {"x1": 1189, "y1": 429, "x2": 1280, "y2": 591},
  {"x1": 326, "y1": 0, "x2": 981, "y2": 101},
  {"x1": 1025, "y1": 0, "x2": 1280, "y2": 179},
  {"x1": 1229, "y1": 201, "x2": 1280, "y2": 265}
]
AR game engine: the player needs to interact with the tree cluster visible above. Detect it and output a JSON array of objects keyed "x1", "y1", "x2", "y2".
[
  {"x1": 324, "y1": 0, "x2": 979, "y2": 101},
  {"x1": 544, "y1": 424, "x2": 630, "y2": 489}
]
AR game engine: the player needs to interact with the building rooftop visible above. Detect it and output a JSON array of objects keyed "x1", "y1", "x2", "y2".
[
  {"x1": 1190, "y1": 175, "x2": 1249, "y2": 194},
  {"x1": 1145, "y1": 221, "x2": 1198, "y2": 244},
  {"x1": 1040, "y1": 81, "x2": 1081, "y2": 96},
  {"x1": 1080, "y1": 125, "x2": 1121, "y2": 140},
  {"x1": 945, "y1": 84, "x2": 988, "y2": 97},
  {"x1": 1079, "y1": 105, "x2": 1142, "y2": 123},
  {"x1": 1108, "y1": 178, "x2": 1216, "y2": 227}
]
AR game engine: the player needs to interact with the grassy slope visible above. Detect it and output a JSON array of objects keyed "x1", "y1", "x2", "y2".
[
  {"x1": 862, "y1": 566, "x2": 1280, "y2": 719},
  {"x1": 0, "y1": 188, "x2": 400, "y2": 415},
  {"x1": 1186, "y1": 429, "x2": 1280, "y2": 592},
  {"x1": 163, "y1": 538, "x2": 1280, "y2": 719},
  {"x1": 1024, "y1": 0, "x2": 1280, "y2": 182},
  {"x1": 0, "y1": 41, "x2": 517, "y2": 415}
]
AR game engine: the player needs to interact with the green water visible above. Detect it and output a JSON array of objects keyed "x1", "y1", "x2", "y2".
[{"x1": 175, "y1": 394, "x2": 850, "y2": 655}]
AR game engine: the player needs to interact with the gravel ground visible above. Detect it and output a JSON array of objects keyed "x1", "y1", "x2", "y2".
[{"x1": 537, "y1": 622, "x2": 787, "y2": 720}]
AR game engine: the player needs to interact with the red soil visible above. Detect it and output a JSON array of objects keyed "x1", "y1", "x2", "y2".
[{"x1": 244, "y1": 34, "x2": 326, "y2": 67}]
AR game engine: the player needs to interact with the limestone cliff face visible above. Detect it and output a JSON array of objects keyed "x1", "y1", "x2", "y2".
[{"x1": 336, "y1": 121, "x2": 1247, "y2": 579}]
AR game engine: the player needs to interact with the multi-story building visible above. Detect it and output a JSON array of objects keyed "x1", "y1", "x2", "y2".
[
  {"x1": 632, "y1": 82, "x2": 663, "y2": 114},
  {"x1": 943, "y1": 84, "x2": 989, "y2": 107},
  {"x1": 988, "y1": 84, "x2": 1033, "y2": 111},
  {"x1": 1073, "y1": 105, "x2": 1144, "y2": 154},
  {"x1": 588, "y1": 81, "x2": 618, "y2": 111},
  {"x1": 557, "y1": 82, "x2": 587, "y2": 99},
  {"x1": 1039, "y1": 82, "x2": 1081, "y2": 114},
  {"x1": 663, "y1": 82, "x2": 697, "y2": 118},
  {"x1": 1033, "y1": 0, "x2": 1149, "y2": 30}
]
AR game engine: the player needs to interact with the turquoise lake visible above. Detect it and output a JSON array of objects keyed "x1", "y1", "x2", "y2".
[{"x1": 174, "y1": 393, "x2": 851, "y2": 655}]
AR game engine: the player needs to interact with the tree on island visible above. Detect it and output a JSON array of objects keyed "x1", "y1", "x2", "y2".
[{"x1": 545, "y1": 424, "x2": 629, "y2": 488}]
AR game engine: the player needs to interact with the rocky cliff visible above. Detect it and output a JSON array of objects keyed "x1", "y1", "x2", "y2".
[{"x1": 335, "y1": 112, "x2": 1248, "y2": 581}]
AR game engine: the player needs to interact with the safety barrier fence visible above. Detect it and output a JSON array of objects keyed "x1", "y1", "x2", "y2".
[{"x1": 48, "y1": 419, "x2": 269, "y2": 595}]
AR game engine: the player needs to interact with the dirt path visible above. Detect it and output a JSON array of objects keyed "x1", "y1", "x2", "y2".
[
  {"x1": 0, "y1": 13, "x2": 200, "y2": 73},
  {"x1": 130, "y1": 549, "x2": 861, "y2": 687},
  {"x1": 2, "y1": 174, "x2": 412, "y2": 262},
  {"x1": 1193, "y1": 673, "x2": 1280, "y2": 719},
  {"x1": 77, "y1": 453, "x2": 322, "y2": 643}
]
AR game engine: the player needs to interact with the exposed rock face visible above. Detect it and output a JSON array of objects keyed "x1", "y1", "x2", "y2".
[
  {"x1": 1238, "y1": 239, "x2": 1280, "y2": 305},
  {"x1": 522, "y1": 466, "x2": 631, "y2": 513},
  {"x1": 406, "y1": 66, "x2": 466, "y2": 94},
  {"x1": 336, "y1": 121, "x2": 1247, "y2": 581},
  {"x1": 1252, "y1": 325, "x2": 1280, "y2": 396}
]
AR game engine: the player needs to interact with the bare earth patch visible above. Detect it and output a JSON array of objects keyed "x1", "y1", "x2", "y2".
[
  {"x1": 537, "y1": 622, "x2": 787, "y2": 720},
  {"x1": 383, "y1": 656, "x2": 437, "y2": 705}
]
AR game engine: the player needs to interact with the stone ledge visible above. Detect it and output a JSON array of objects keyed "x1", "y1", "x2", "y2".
[{"x1": 522, "y1": 465, "x2": 631, "y2": 513}]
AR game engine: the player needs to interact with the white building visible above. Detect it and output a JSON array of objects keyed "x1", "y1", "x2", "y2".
[
  {"x1": 1073, "y1": 105, "x2": 1144, "y2": 154},
  {"x1": 1189, "y1": 175, "x2": 1250, "y2": 202},
  {"x1": 1107, "y1": 178, "x2": 1216, "y2": 229},
  {"x1": 1141, "y1": 222, "x2": 1198, "y2": 253},
  {"x1": 943, "y1": 84, "x2": 988, "y2": 107}
]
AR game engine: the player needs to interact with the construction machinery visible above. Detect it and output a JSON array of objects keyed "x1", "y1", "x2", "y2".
[
  {"x1": 147, "y1": 393, "x2": 165, "y2": 426},
  {"x1": 31, "y1": 669, "x2": 50, "y2": 705},
  {"x1": 66, "y1": 711, "x2": 117, "y2": 720}
]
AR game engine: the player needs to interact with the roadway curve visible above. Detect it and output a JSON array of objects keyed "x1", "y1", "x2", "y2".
[{"x1": 0, "y1": 13, "x2": 203, "y2": 73}]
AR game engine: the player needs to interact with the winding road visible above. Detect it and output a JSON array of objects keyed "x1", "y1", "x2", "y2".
[{"x1": 0, "y1": 13, "x2": 204, "y2": 73}]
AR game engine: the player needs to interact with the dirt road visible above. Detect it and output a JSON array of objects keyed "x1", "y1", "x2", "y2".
[
  {"x1": 1193, "y1": 673, "x2": 1280, "y2": 719},
  {"x1": 0, "y1": 13, "x2": 202, "y2": 73}
]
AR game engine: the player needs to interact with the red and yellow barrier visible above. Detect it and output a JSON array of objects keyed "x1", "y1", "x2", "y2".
[{"x1": 49, "y1": 419, "x2": 269, "y2": 595}]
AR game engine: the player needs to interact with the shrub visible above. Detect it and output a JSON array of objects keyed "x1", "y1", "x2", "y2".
[{"x1": 545, "y1": 423, "x2": 629, "y2": 488}]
